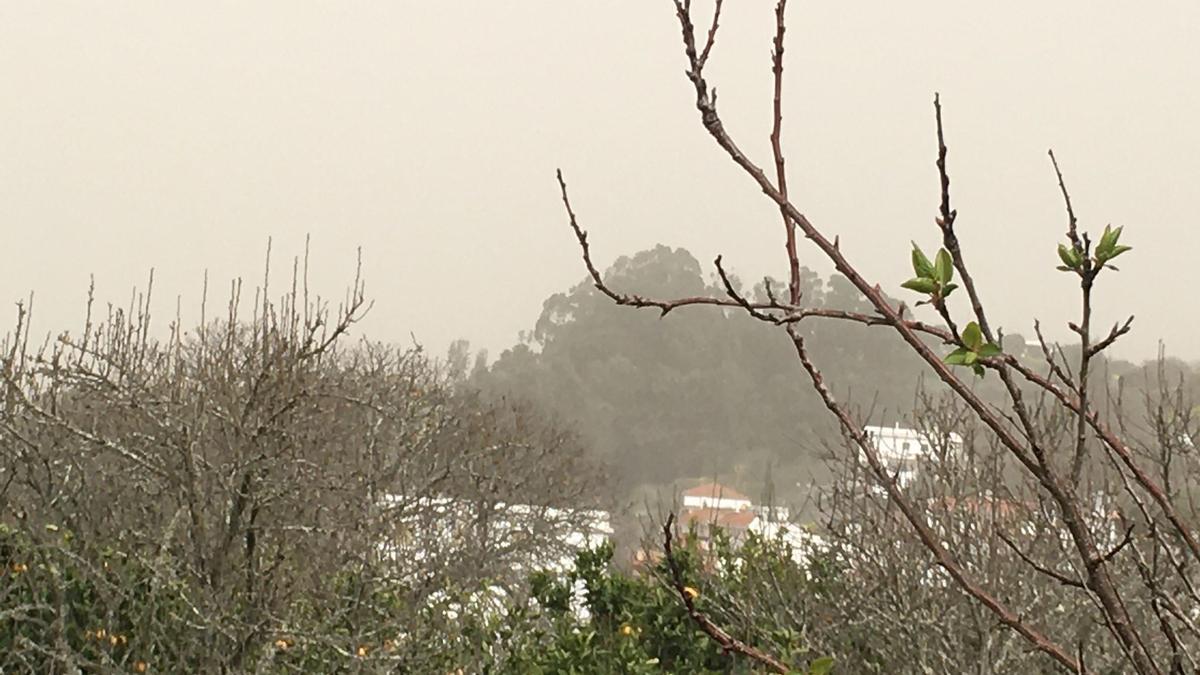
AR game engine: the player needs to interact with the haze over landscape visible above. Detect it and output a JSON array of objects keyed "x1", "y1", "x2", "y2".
[
  {"x1": 2, "y1": 1, "x2": 1198, "y2": 361},
  {"x1": 4, "y1": 3, "x2": 1200, "y2": 672}
]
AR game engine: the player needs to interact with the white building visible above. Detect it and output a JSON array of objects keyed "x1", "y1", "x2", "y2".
[
  {"x1": 749, "y1": 519, "x2": 828, "y2": 567},
  {"x1": 862, "y1": 424, "x2": 963, "y2": 486},
  {"x1": 376, "y1": 494, "x2": 613, "y2": 575},
  {"x1": 681, "y1": 482, "x2": 753, "y2": 512}
]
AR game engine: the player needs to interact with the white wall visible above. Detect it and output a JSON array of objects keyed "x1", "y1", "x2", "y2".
[{"x1": 682, "y1": 494, "x2": 752, "y2": 511}]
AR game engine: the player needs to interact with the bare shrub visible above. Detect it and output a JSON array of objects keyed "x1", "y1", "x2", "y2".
[{"x1": 0, "y1": 250, "x2": 605, "y2": 672}]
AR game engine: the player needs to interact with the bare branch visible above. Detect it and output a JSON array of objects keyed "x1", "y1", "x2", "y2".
[
  {"x1": 1088, "y1": 317, "x2": 1136, "y2": 358},
  {"x1": 1049, "y1": 149, "x2": 1082, "y2": 250},
  {"x1": 996, "y1": 530, "x2": 1087, "y2": 589},
  {"x1": 785, "y1": 326, "x2": 1083, "y2": 672},
  {"x1": 697, "y1": 0, "x2": 724, "y2": 69},
  {"x1": 769, "y1": 0, "x2": 801, "y2": 306},
  {"x1": 661, "y1": 513, "x2": 791, "y2": 674},
  {"x1": 557, "y1": 170, "x2": 783, "y2": 318}
]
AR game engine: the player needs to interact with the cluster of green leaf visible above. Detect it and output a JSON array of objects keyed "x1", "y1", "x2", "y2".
[
  {"x1": 943, "y1": 322, "x2": 1001, "y2": 377},
  {"x1": 1057, "y1": 225, "x2": 1131, "y2": 273},
  {"x1": 902, "y1": 243, "x2": 958, "y2": 303},
  {"x1": 901, "y1": 244, "x2": 1001, "y2": 377}
]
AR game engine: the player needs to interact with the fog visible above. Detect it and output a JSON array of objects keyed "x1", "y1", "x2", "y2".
[{"x1": 2, "y1": 1, "x2": 1197, "y2": 360}]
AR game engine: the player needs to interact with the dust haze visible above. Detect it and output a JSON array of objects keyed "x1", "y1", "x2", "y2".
[
  {"x1": 2, "y1": 1, "x2": 1197, "y2": 361},
  {"x1": 5, "y1": 3, "x2": 1200, "y2": 672}
]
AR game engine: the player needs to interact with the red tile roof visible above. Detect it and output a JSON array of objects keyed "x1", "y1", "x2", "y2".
[
  {"x1": 682, "y1": 482, "x2": 751, "y2": 502},
  {"x1": 681, "y1": 507, "x2": 758, "y2": 530},
  {"x1": 929, "y1": 495, "x2": 1034, "y2": 521}
]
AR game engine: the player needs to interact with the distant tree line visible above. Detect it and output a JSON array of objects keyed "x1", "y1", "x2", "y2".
[{"x1": 467, "y1": 244, "x2": 1195, "y2": 504}]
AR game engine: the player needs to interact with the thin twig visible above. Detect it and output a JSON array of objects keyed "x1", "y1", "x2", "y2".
[
  {"x1": 769, "y1": 0, "x2": 800, "y2": 305},
  {"x1": 996, "y1": 530, "x2": 1086, "y2": 589},
  {"x1": 1049, "y1": 149, "x2": 1081, "y2": 249}
]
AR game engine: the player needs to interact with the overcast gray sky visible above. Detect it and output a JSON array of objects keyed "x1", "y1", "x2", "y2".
[{"x1": 2, "y1": 2, "x2": 1197, "y2": 362}]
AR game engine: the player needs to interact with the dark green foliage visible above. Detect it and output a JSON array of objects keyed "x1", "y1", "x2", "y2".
[
  {"x1": 1, "y1": 522, "x2": 835, "y2": 674},
  {"x1": 474, "y1": 245, "x2": 932, "y2": 492}
]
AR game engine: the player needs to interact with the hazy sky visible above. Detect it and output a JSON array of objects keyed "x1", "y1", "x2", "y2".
[{"x1": 2, "y1": 2, "x2": 1197, "y2": 362}]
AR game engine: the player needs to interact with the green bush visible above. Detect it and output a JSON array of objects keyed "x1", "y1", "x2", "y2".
[{"x1": 2, "y1": 522, "x2": 833, "y2": 673}]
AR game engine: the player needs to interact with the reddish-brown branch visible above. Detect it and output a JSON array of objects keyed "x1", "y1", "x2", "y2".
[
  {"x1": 1007, "y1": 350, "x2": 1200, "y2": 565},
  {"x1": 668, "y1": 9, "x2": 1158, "y2": 668},
  {"x1": 933, "y1": 97, "x2": 1077, "y2": 512},
  {"x1": 786, "y1": 328, "x2": 1082, "y2": 672},
  {"x1": 1052, "y1": 151, "x2": 1102, "y2": 486},
  {"x1": 996, "y1": 530, "x2": 1086, "y2": 589},
  {"x1": 564, "y1": 161, "x2": 1196, "y2": 578},
  {"x1": 559, "y1": 168, "x2": 962, "y2": 342},
  {"x1": 1049, "y1": 149, "x2": 1082, "y2": 250},
  {"x1": 1033, "y1": 321, "x2": 1081, "y2": 392},
  {"x1": 1070, "y1": 273, "x2": 1096, "y2": 485},
  {"x1": 556, "y1": 169, "x2": 784, "y2": 318},
  {"x1": 1088, "y1": 317, "x2": 1135, "y2": 358},
  {"x1": 661, "y1": 514, "x2": 791, "y2": 674},
  {"x1": 714, "y1": 256, "x2": 784, "y2": 325},
  {"x1": 770, "y1": 0, "x2": 800, "y2": 305},
  {"x1": 933, "y1": 94, "x2": 992, "y2": 343},
  {"x1": 697, "y1": 0, "x2": 724, "y2": 69},
  {"x1": 560, "y1": 5, "x2": 1188, "y2": 671},
  {"x1": 934, "y1": 94, "x2": 957, "y2": 232}
]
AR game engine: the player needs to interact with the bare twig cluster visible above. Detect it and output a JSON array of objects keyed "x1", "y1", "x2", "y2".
[{"x1": 0, "y1": 247, "x2": 606, "y2": 672}]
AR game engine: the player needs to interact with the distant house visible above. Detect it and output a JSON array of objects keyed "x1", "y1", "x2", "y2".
[
  {"x1": 376, "y1": 494, "x2": 613, "y2": 575},
  {"x1": 680, "y1": 506, "x2": 759, "y2": 541},
  {"x1": 863, "y1": 424, "x2": 963, "y2": 486},
  {"x1": 674, "y1": 483, "x2": 825, "y2": 568},
  {"x1": 681, "y1": 482, "x2": 753, "y2": 512},
  {"x1": 750, "y1": 520, "x2": 828, "y2": 566}
]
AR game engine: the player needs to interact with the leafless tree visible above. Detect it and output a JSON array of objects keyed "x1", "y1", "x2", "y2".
[{"x1": 0, "y1": 246, "x2": 606, "y2": 673}]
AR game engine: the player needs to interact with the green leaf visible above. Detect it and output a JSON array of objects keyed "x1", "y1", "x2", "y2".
[
  {"x1": 962, "y1": 321, "x2": 984, "y2": 351},
  {"x1": 1057, "y1": 244, "x2": 1077, "y2": 268},
  {"x1": 1096, "y1": 225, "x2": 1126, "y2": 263},
  {"x1": 972, "y1": 363, "x2": 986, "y2": 377},
  {"x1": 1099, "y1": 224, "x2": 1123, "y2": 252},
  {"x1": 1060, "y1": 242, "x2": 1080, "y2": 266},
  {"x1": 934, "y1": 249, "x2": 954, "y2": 286},
  {"x1": 1098, "y1": 224, "x2": 1116, "y2": 251},
  {"x1": 963, "y1": 350, "x2": 978, "y2": 365},
  {"x1": 809, "y1": 656, "x2": 835, "y2": 675},
  {"x1": 901, "y1": 277, "x2": 938, "y2": 294},
  {"x1": 977, "y1": 342, "x2": 1003, "y2": 358},
  {"x1": 941, "y1": 282, "x2": 959, "y2": 298},
  {"x1": 910, "y1": 243, "x2": 935, "y2": 278},
  {"x1": 944, "y1": 348, "x2": 970, "y2": 365},
  {"x1": 1111, "y1": 229, "x2": 1125, "y2": 254}
]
